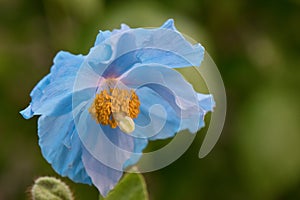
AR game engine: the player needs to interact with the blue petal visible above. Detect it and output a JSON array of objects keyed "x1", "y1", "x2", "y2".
[
  {"x1": 194, "y1": 93, "x2": 215, "y2": 129},
  {"x1": 123, "y1": 137, "x2": 148, "y2": 169},
  {"x1": 38, "y1": 113, "x2": 91, "y2": 184},
  {"x1": 134, "y1": 89, "x2": 213, "y2": 138},
  {"x1": 133, "y1": 87, "x2": 181, "y2": 140},
  {"x1": 88, "y1": 32, "x2": 137, "y2": 78},
  {"x1": 82, "y1": 148, "x2": 123, "y2": 197},
  {"x1": 121, "y1": 64, "x2": 204, "y2": 136},
  {"x1": 34, "y1": 86, "x2": 96, "y2": 117},
  {"x1": 85, "y1": 44, "x2": 113, "y2": 76},
  {"x1": 75, "y1": 104, "x2": 135, "y2": 171},
  {"x1": 72, "y1": 59, "x2": 102, "y2": 92},
  {"x1": 88, "y1": 19, "x2": 204, "y2": 78},
  {"x1": 197, "y1": 93, "x2": 215, "y2": 113},
  {"x1": 112, "y1": 24, "x2": 130, "y2": 34},
  {"x1": 35, "y1": 51, "x2": 84, "y2": 116},
  {"x1": 74, "y1": 100, "x2": 148, "y2": 171},
  {"x1": 50, "y1": 51, "x2": 82, "y2": 79},
  {"x1": 21, "y1": 51, "x2": 83, "y2": 117},
  {"x1": 94, "y1": 23, "x2": 130, "y2": 46},
  {"x1": 94, "y1": 31, "x2": 112, "y2": 46},
  {"x1": 121, "y1": 64, "x2": 200, "y2": 116},
  {"x1": 22, "y1": 51, "x2": 99, "y2": 117},
  {"x1": 20, "y1": 74, "x2": 51, "y2": 119},
  {"x1": 160, "y1": 18, "x2": 178, "y2": 31}
]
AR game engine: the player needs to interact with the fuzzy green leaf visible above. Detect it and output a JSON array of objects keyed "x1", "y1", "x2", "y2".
[{"x1": 101, "y1": 173, "x2": 149, "y2": 200}]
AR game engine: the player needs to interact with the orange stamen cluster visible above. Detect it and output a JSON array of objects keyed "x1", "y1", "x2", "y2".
[
  {"x1": 89, "y1": 88, "x2": 140, "y2": 128},
  {"x1": 128, "y1": 91, "x2": 140, "y2": 118}
]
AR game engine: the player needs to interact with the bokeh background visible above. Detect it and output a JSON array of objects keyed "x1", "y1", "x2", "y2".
[{"x1": 1, "y1": 0, "x2": 300, "y2": 199}]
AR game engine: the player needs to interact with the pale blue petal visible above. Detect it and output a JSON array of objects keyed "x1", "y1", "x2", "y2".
[
  {"x1": 134, "y1": 87, "x2": 212, "y2": 137},
  {"x1": 123, "y1": 137, "x2": 148, "y2": 169},
  {"x1": 50, "y1": 51, "x2": 83, "y2": 81},
  {"x1": 75, "y1": 101, "x2": 148, "y2": 177},
  {"x1": 20, "y1": 74, "x2": 50, "y2": 119},
  {"x1": 94, "y1": 23, "x2": 130, "y2": 46},
  {"x1": 102, "y1": 32, "x2": 138, "y2": 77},
  {"x1": 120, "y1": 64, "x2": 206, "y2": 137},
  {"x1": 34, "y1": 87, "x2": 96, "y2": 117},
  {"x1": 120, "y1": 64, "x2": 201, "y2": 118},
  {"x1": 193, "y1": 93, "x2": 215, "y2": 130},
  {"x1": 160, "y1": 18, "x2": 178, "y2": 31},
  {"x1": 82, "y1": 148, "x2": 123, "y2": 197},
  {"x1": 88, "y1": 32, "x2": 137, "y2": 78},
  {"x1": 112, "y1": 24, "x2": 130, "y2": 34},
  {"x1": 21, "y1": 51, "x2": 85, "y2": 117},
  {"x1": 197, "y1": 93, "x2": 215, "y2": 113},
  {"x1": 88, "y1": 43, "x2": 113, "y2": 66},
  {"x1": 89, "y1": 19, "x2": 204, "y2": 78},
  {"x1": 38, "y1": 113, "x2": 91, "y2": 184},
  {"x1": 86, "y1": 44, "x2": 113, "y2": 76},
  {"x1": 20, "y1": 106, "x2": 34, "y2": 119},
  {"x1": 166, "y1": 93, "x2": 214, "y2": 133},
  {"x1": 24, "y1": 51, "x2": 99, "y2": 117},
  {"x1": 75, "y1": 103, "x2": 134, "y2": 171},
  {"x1": 72, "y1": 60, "x2": 102, "y2": 92},
  {"x1": 129, "y1": 27, "x2": 203, "y2": 68},
  {"x1": 94, "y1": 31, "x2": 112, "y2": 46},
  {"x1": 134, "y1": 87, "x2": 180, "y2": 140},
  {"x1": 91, "y1": 24, "x2": 133, "y2": 76}
]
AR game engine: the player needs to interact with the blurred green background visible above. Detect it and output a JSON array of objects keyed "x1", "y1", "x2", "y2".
[{"x1": 1, "y1": 0, "x2": 300, "y2": 199}]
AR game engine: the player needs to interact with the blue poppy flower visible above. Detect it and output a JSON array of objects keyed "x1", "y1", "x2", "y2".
[{"x1": 20, "y1": 19, "x2": 214, "y2": 197}]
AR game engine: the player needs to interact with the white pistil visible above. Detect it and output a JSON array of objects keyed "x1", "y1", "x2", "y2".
[{"x1": 113, "y1": 112, "x2": 135, "y2": 134}]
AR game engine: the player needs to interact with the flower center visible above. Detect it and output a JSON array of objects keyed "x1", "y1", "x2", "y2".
[{"x1": 89, "y1": 88, "x2": 140, "y2": 134}]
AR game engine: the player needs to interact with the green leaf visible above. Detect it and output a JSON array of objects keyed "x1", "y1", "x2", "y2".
[{"x1": 101, "y1": 173, "x2": 149, "y2": 200}]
